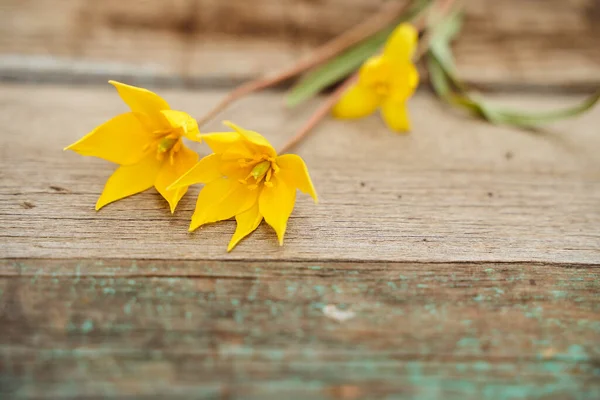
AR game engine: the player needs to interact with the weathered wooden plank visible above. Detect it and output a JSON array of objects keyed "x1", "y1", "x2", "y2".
[
  {"x1": 0, "y1": 259, "x2": 599, "y2": 399},
  {"x1": 0, "y1": 0, "x2": 598, "y2": 87},
  {"x1": 1, "y1": 84, "x2": 599, "y2": 263}
]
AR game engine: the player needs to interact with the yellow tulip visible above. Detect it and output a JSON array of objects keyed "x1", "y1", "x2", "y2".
[
  {"x1": 332, "y1": 23, "x2": 419, "y2": 132},
  {"x1": 170, "y1": 121, "x2": 317, "y2": 251},
  {"x1": 65, "y1": 81, "x2": 201, "y2": 212}
]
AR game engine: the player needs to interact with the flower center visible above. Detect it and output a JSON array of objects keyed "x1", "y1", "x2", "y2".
[
  {"x1": 238, "y1": 156, "x2": 279, "y2": 190},
  {"x1": 372, "y1": 81, "x2": 390, "y2": 96},
  {"x1": 146, "y1": 127, "x2": 183, "y2": 165}
]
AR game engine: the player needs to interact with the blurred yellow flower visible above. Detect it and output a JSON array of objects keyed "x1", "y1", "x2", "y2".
[
  {"x1": 332, "y1": 23, "x2": 419, "y2": 132},
  {"x1": 170, "y1": 121, "x2": 317, "y2": 251},
  {"x1": 65, "y1": 81, "x2": 201, "y2": 212}
]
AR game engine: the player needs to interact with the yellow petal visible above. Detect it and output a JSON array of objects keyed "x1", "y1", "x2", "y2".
[
  {"x1": 359, "y1": 56, "x2": 389, "y2": 85},
  {"x1": 222, "y1": 121, "x2": 277, "y2": 157},
  {"x1": 189, "y1": 178, "x2": 258, "y2": 232},
  {"x1": 155, "y1": 145, "x2": 199, "y2": 213},
  {"x1": 258, "y1": 176, "x2": 296, "y2": 245},
  {"x1": 219, "y1": 160, "x2": 253, "y2": 181},
  {"x1": 380, "y1": 99, "x2": 411, "y2": 133},
  {"x1": 383, "y1": 23, "x2": 418, "y2": 65},
  {"x1": 201, "y1": 131, "x2": 243, "y2": 154},
  {"x1": 110, "y1": 80, "x2": 170, "y2": 113},
  {"x1": 221, "y1": 142, "x2": 255, "y2": 161},
  {"x1": 169, "y1": 153, "x2": 223, "y2": 190},
  {"x1": 96, "y1": 153, "x2": 161, "y2": 210},
  {"x1": 332, "y1": 83, "x2": 381, "y2": 119},
  {"x1": 65, "y1": 113, "x2": 150, "y2": 165},
  {"x1": 161, "y1": 110, "x2": 201, "y2": 142},
  {"x1": 276, "y1": 154, "x2": 318, "y2": 203},
  {"x1": 108, "y1": 81, "x2": 171, "y2": 130},
  {"x1": 227, "y1": 203, "x2": 263, "y2": 252},
  {"x1": 390, "y1": 62, "x2": 420, "y2": 101}
]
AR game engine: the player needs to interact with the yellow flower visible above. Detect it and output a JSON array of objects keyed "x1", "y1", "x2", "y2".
[
  {"x1": 332, "y1": 23, "x2": 419, "y2": 132},
  {"x1": 170, "y1": 121, "x2": 318, "y2": 251},
  {"x1": 65, "y1": 81, "x2": 201, "y2": 212}
]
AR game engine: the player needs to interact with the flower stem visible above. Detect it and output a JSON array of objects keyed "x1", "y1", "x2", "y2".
[
  {"x1": 277, "y1": 0, "x2": 461, "y2": 154},
  {"x1": 196, "y1": 0, "x2": 415, "y2": 127},
  {"x1": 279, "y1": 74, "x2": 358, "y2": 154}
]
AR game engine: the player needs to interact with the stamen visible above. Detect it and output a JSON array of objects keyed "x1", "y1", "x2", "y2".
[
  {"x1": 265, "y1": 168, "x2": 272, "y2": 182},
  {"x1": 268, "y1": 158, "x2": 280, "y2": 174},
  {"x1": 151, "y1": 128, "x2": 170, "y2": 138}
]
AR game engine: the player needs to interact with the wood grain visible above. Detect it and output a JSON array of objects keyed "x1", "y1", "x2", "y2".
[
  {"x1": 1, "y1": 259, "x2": 599, "y2": 399},
  {"x1": 1, "y1": 84, "x2": 600, "y2": 263},
  {"x1": 1, "y1": 81, "x2": 599, "y2": 398},
  {"x1": 0, "y1": 0, "x2": 599, "y2": 88}
]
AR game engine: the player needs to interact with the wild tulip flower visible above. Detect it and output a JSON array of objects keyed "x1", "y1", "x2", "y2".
[
  {"x1": 332, "y1": 23, "x2": 419, "y2": 132},
  {"x1": 170, "y1": 121, "x2": 317, "y2": 251},
  {"x1": 65, "y1": 81, "x2": 201, "y2": 212}
]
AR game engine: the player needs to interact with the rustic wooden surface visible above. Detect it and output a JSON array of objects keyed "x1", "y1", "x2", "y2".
[
  {"x1": 1, "y1": 259, "x2": 599, "y2": 399},
  {"x1": 1, "y1": 0, "x2": 599, "y2": 88},
  {"x1": 1, "y1": 84, "x2": 599, "y2": 398},
  {"x1": 2, "y1": 85, "x2": 600, "y2": 262}
]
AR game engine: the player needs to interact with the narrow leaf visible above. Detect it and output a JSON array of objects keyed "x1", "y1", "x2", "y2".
[
  {"x1": 428, "y1": 9, "x2": 600, "y2": 128},
  {"x1": 495, "y1": 91, "x2": 600, "y2": 126},
  {"x1": 286, "y1": 29, "x2": 391, "y2": 108}
]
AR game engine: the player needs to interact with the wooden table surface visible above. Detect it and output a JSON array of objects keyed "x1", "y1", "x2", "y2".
[{"x1": 1, "y1": 0, "x2": 599, "y2": 399}]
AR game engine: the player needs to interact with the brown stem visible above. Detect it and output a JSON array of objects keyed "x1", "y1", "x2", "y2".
[
  {"x1": 196, "y1": 0, "x2": 414, "y2": 127},
  {"x1": 277, "y1": 0, "x2": 460, "y2": 154},
  {"x1": 278, "y1": 74, "x2": 358, "y2": 154}
]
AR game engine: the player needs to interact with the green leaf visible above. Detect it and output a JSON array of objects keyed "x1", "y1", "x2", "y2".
[
  {"x1": 430, "y1": 8, "x2": 463, "y2": 46},
  {"x1": 494, "y1": 91, "x2": 600, "y2": 127},
  {"x1": 427, "y1": 54, "x2": 452, "y2": 100},
  {"x1": 428, "y1": 9, "x2": 600, "y2": 129},
  {"x1": 285, "y1": 29, "x2": 391, "y2": 108}
]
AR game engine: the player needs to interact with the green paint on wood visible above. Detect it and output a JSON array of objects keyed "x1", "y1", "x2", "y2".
[
  {"x1": 80, "y1": 319, "x2": 94, "y2": 334},
  {"x1": 473, "y1": 294, "x2": 485, "y2": 302}
]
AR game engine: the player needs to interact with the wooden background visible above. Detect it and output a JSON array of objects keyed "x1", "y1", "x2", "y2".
[
  {"x1": 1, "y1": 0, "x2": 599, "y2": 399},
  {"x1": 1, "y1": 0, "x2": 599, "y2": 87}
]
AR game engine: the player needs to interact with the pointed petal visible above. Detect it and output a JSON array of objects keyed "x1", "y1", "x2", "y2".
[
  {"x1": 155, "y1": 145, "x2": 199, "y2": 213},
  {"x1": 381, "y1": 99, "x2": 411, "y2": 133},
  {"x1": 65, "y1": 113, "x2": 151, "y2": 165},
  {"x1": 169, "y1": 153, "x2": 223, "y2": 190},
  {"x1": 161, "y1": 110, "x2": 201, "y2": 142},
  {"x1": 96, "y1": 153, "x2": 161, "y2": 210},
  {"x1": 201, "y1": 131, "x2": 243, "y2": 154},
  {"x1": 258, "y1": 176, "x2": 296, "y2": 245},
  {"x1": 227, "y1": 203, "x2": 263, "y2": 252},
  {"x1": 383, "y1": 23, "x2": 418, "y2": 65},
  {"x1": 332, "y1": 83, "x2": 381, "y2": 119},
  {"x1": 110, "y1": 80, "x2": 170, "y2": 113},
  {"x1": 222, "y1": 121, "x2": 277, "y2": 157},
  {"x1": 276, "y1": 154, "x2": 318, "y2": 202},
  {"x1": 189, "y1": 178, "x2": 258, "y2": 231}
]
